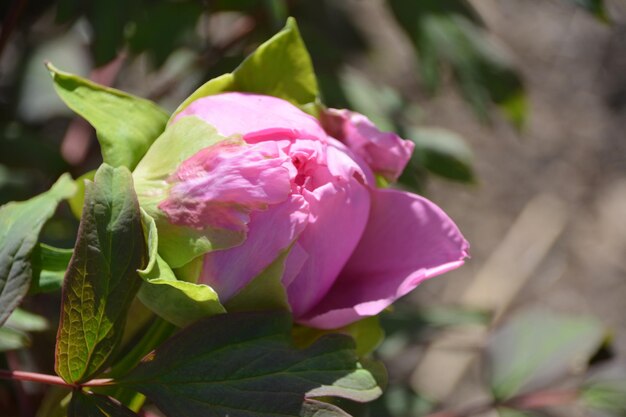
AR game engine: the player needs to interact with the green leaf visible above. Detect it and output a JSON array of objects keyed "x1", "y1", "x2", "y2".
[
  {"x1": 69, "y1": 391, "x2": 138, "y2": 417},
  {"x1": 46, "y1": 63, "x2": 169, "y2": 170},
  {"x1": 293, "y1": 316, "x2": 385, "y2": 357},
  {"x1": 55, "y1": 164, "x2": 146, "y2": 384},
  {"x1": 0, "y1": 327, "x2": 30, "y2": 352},
  {"x1": 5, "y1": 308, "x2": 48, "y2": 332},
  {"x1": 117, "y1": 311, "x2": 382, "y2": 417},
  {"x1": 0, "y1": 173, "x2": 75, "y2": 325},
  {"x1": 408, "y1": 127, "x2": 475, "y2": 183},
  {"x1": 497, "y1": 408, "x2": 547, "y2": 417},
  {"x1": 486, "y1": 309, "x2": 606, "y2": 400},
  {"x1": 69, "y1": 170, "x2": 96, "y2": 218},
  {"x1": 388, "y1": 1, "x2": 526, "y2": 128},
  {"x1": 30, "y1": 243, "x2": 73, "y2": 294},
  {"x1": 582, "y1": 381, "x2": 626, "y2": 416},
  {"x1": 137, "y1": 209, "x2": 225, "y2": 328},
  {"x1": 568, "y1": 0, "x2": 609, "y2": 22},
  {"x1": 133, "y1": 116, "x2": 242, "y2": 268},
  {"x1": 173, "y1": 17, "x2": 319, "y2": 117}
]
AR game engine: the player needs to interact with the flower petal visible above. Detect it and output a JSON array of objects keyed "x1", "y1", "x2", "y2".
[
  {"x1": 174, "y1": 92, "x2": 327, "y2": 140},
  {"x1": 324, "y1": 109, "x2": 414, "y2": 182},
  {"x1": 159, "y1": 141, "x2": 291, "y2": 231},
  {"x1": 285, "y1": 147, "x2": 371, "y2": 317},
  {"x1": 298, "y1": 188, "x2": 469, "y2": 329},
  {"x1": 200, "y1": 195, "x2": 309, "y2": 302}
]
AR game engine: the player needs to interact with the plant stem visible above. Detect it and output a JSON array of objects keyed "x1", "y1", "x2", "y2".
[{"x1": 0, "y1": 370, "x2": 75, "y2": 388}]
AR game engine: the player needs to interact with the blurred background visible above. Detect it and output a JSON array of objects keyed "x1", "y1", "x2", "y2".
[{"x1": 1, "y1": 0, "x2": 626, "y2": 416}]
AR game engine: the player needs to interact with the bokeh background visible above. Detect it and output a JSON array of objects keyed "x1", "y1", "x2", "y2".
[{"x1": 1, "y1": 1, "x2": 626, "y2": 416}]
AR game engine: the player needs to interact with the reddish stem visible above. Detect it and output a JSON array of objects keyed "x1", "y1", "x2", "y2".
[{"x1": 0, "y1": 370, "x2": 114, "y2": 388}]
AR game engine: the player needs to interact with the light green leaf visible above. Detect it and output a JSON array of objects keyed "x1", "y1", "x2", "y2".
[
  {"x1": 0, "y1": 327, "x2": 30, "y2": 352},
  {"x1": 47, "y1": 63, "x2": 169, "y2": 170},
  {"x1": 173, "y1": 17, "x2": 319, "y2": 117},
  {"x1": 117, "y1": 311, "x2": 382, "y2": 417},
  {"x1": 69, "y1": 391, "x2": 139, "y2": 417},
  {"x1": 137, "y1": 209, "x2": 224, "y2": 328},
  {"x1": 68, "y1": 170, "x2": 96, "y2": 218},
  {"x1": 30, "y1": 243, "x2": 73, "y2": 294},
  {"x1": 133, "y1": 116, "x2": 243, "y2": 268},
  {"x1": 5, "y1": 308, "x2": 48, "y2": 332},
  {"x1": 486, "y1": 309, "x2": 606, "y2": 400},
  {"x1": 0, "y1": 173, "x2": 75, "y2": 325},
  {"x1": 55, "y1": 164, "x2": 146, "y2": 384}
]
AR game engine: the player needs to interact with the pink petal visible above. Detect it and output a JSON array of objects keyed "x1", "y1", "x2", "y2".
[
  {"x1": 324, "y1": 109, "x2": 414, "y2": 182},
  {"x1": 174, "y1": 92, "x2": 327, "y2": 140},
  {"x1": 159, "y1": 141, "x2": 291, "y2": 231},
  {"x1": 285, "y1": 146, "x2": 371, "y2": 317},
  {"x1": 200, "y1": 195, "x2": 309, "y2": 302},
  {"x1": 298, "y1": 188, "x2": 469, "y2": 329}
]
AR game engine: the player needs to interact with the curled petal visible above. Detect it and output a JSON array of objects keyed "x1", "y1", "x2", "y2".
[
  {"x1": 324, "y1": 109, "x2": 414, "y2": 182},
  {"x1": 159, "y1": 141, "x2": 291, "y2": 231},
  {"x1": 298, "y1": 188, "x2": 469, "y2": 329}
]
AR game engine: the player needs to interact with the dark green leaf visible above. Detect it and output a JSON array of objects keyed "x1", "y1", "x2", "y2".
[
  {"x1": 47, "y1": 64, "x2": 169, "y2": 170},
  {"x1": 388, "y1": 1, "x2": 526, "y2": 128},
  {"x1": 69, "y1": 391, "x2": 138, "y2": 417},
  {"x1": 0, "y1": 174, "x2": 75, "y2": 325},
  {"x1": 55, "y1": 164, "x2": 146, "y2": 384},
  {"x1": 117, "y1": 311, "x2": 381, "y2": 417},
  {"x1": 174, "y1": 17, "x2": 320, "y2": 117},
  {"x1": 486, "y1": 309, "x2": 606, "y2": 400},
  {"x1": 300, "y1": 400, "x2": 351, "y2": 417},
  {"x1": 128, "y1": 2, "x2": 202, "y2": 67},
  {"x1": 409, "y1": 127, "x2": 475, "y2": 183},
  {"x1": 30, "y1": 243, "x2": 73, "y2": 294}
]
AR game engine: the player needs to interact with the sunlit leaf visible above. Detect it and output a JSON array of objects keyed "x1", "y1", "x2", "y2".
[
  {"x1": 174, "y1": 17, "x2": 319, "y2": 117},
  {"x1": 30, "y1": 243, "x2": 73, "y2": 294},
  {"x1": 0, "y1": 174, "x2": 75, "y2": 325},
  {"x1": 137, "y1": 209, "x2": 224, "y2": 328},
  {"x1": 0, "y1": 326, "x2": 30, "y2": 352},
  {"x1": 55, "y1": 164, "x2": 146, "y2": 384},
  {"x1": 47, "y1": 64, "x2": 169, "y2": 170},
  {"x1": 117, "y1": 311, "x2": 382, "y2": 417},
  {"x1": 486, "y1": 309, "x2": 606, "y2": 400}
]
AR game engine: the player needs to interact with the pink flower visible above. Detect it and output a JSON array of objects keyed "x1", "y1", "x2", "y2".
[
  {"x1": 161, "y1": 92, "x2": 468, "y2": 329},
  {"x1": 322, "y1": 108, "x2": 415, "y2": 182}
]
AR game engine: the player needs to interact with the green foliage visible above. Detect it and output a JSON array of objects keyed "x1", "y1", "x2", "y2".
[
  {"x1": 30, "y1": 243, "x2": 73, "y2": 293},
  {"x1": 117, "y1": 311, "x2": 381, "y2": 417},
  {"x1": 56, "y1": 0, "x2": 204, "y2": 66},
  {"x1": 69, "y1": 391, "x2": 138, "y2": 417},
  {"x1": 388, "y1": 0, "x2": 526, "y2": 128},
  {"x1": 47, "y1": 64, "x2": 169, "y2": 170},
  {"x1": 133, "y1": 116, "x2": 242, "y2": 268},
  {"x1": 137, "y1": 210, "x2": 225, "y2": 328},
  {"x1": 408, "y1": 127, "x2": 475, "y2": 183},
  {"x1": 0, "y1": 308, "x2": 48, "y2": 352},
  {"x1": 0, "y1": 173, "x2": 75, "y2": 325},
  {"x1": 486, "y1": 309, "x2": 606, "y2": 400},
  {"x1": 174, "y1": 17, "x2": 320, "y2": 117},
  {"x1": 55, "y1": 164, "x2": 146, "y2": 384},
  {"x1": 69, "y1": 170, "x2": 97, "y2": 219},
  {"x1": 582, "y1": 380, "x2": 626, "y2": 416}
]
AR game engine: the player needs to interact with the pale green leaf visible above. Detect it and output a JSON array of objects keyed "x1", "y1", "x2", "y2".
[{"x1": 47, "y1": 63, "x2": 169, "y2": 169}]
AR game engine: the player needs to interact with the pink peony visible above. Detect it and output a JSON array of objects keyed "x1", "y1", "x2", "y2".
[{"x1": 159, "y1": 92, "x2": 468, "y2": 329}]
